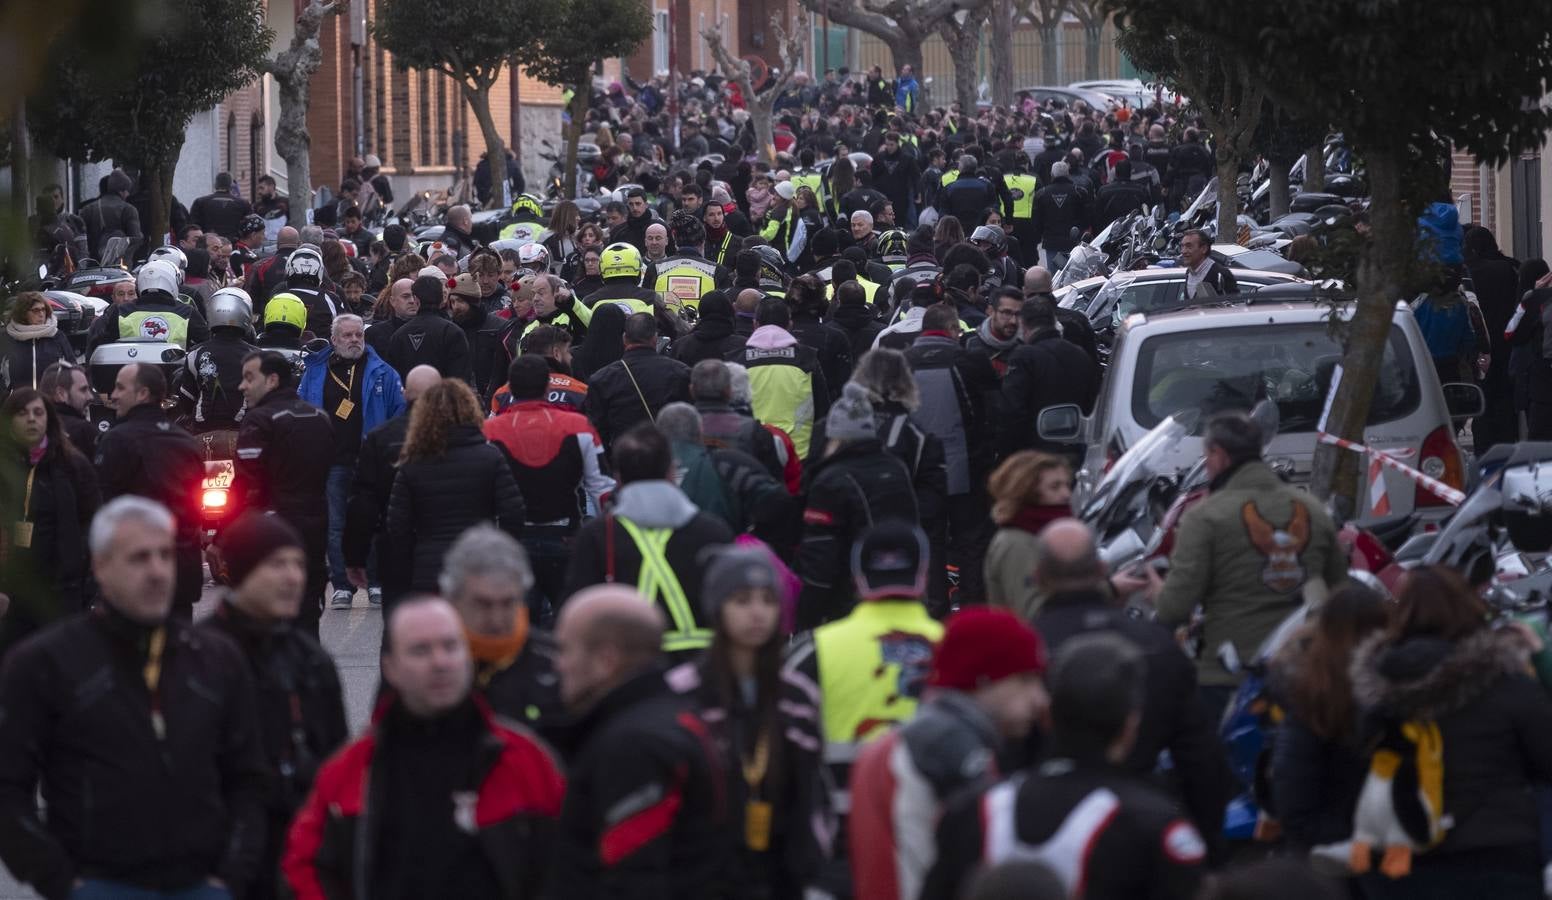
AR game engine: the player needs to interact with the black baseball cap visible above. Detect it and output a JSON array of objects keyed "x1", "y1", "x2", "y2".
[{"x1": 851, "y1": 520, "x2": 929, "y2": 601}]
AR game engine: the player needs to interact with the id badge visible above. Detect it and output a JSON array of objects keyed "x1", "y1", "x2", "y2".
[
  {"x1": 12, "y1": 522, "x2": 32, "y2": 549},
  {"x1": 335, "y1": 398, "x2": 356, "y2": 420},
  {"x1": 745, "y1": 799, "x2": 772, "y2": 851}
]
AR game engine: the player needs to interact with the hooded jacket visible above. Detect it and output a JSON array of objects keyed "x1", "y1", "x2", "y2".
[
  {"x1": 563, "y1": 481, "x2": 735, "y2": 638},
  {"x1": 672, "y1": 295, "x2": 746, "y2": 366},
  {"x1": 830, "y1": 301, "x2": 886, "y2": 361},
  {"x1": 1348, "y1": 628, "x2": 1552, "y2": 859},
  {"x1": 733, "y1": 325, "x2": 829, "y2": 458}
]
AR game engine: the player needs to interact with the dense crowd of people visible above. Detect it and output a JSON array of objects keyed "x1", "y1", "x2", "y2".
[{"x1": 3, "y1": 64, "x2": 1551, "y2": 900}]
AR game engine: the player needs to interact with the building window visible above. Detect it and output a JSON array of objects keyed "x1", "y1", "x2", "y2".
[
  {"x1": 226, "y1": 111, "x2": 237, "y2": 177},
  {"x1": 375, "y1": 44, "x2": 388, "y2": 167},
  {"x1": 654, "y1": 10, "x2": 669, "y2": 74},
  {"x1": 436, "y1": 75, "x2": 448, "y2": 165},
  {"x1": 249, "y1": 111, "x2": 263, "y2": 201}
]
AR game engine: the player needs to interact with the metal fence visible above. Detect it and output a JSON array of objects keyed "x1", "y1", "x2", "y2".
[{"x1": 850, "y1": 19, "x2": 1135, "y2": 107}]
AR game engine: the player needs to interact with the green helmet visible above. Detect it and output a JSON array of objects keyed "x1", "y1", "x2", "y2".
[
  {"x1": 600, "y1": 242, "x2": 643, "y2": 280},
  {"x1": 263, "y1": 293, "x2": 308, "y2": 332}
]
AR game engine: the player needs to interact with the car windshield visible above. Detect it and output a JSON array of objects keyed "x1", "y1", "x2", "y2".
[
  {"x1": 1086, "y1": 273, "x2": 1188, "y2": 324},
  {"x1": 1130, "y1": 322, "x2": 1420, "y2": 431}
]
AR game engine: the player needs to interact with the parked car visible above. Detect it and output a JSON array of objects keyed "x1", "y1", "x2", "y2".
[
  {"x1": 1042, "y1": 289, "x2": 1484, "y2": 523},
  {"x1": 1016, "y1": 85, "x2": 1118, "y2": 111}
]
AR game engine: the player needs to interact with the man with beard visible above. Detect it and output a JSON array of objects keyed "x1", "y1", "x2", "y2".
[
  {"x1": 964, "y1": 287, "x2": 1024, "y2": 377},
  {"x1": 254, "y1": 174, "x2": 289, "y2": 221},
  {"x1": 298, "y1": 315, "x2": 405, "y2": 610},
  {"x1": 702, "y1": 201, "x2": 737, "y2": 269},
  {"x1": 610, "y1": 188, "x2": 658, "y2": 254}
]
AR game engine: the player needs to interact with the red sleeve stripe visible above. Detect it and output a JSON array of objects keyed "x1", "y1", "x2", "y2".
[{"x1": 599, "y1": 785, "x2": 683, "y2": 867}]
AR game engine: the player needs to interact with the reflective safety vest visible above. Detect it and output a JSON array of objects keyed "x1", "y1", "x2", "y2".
[
  {"x1": 707, "y1": 231, "x2": 735, "y2": 268},
  {"x1": 825, "y1": 276, "x2": 882, "y2": 307},
  {"x1": 1005, "y1": 173, "x2": 1038, "y2": 220},
  {"x1": 615, "y1": 517, "x2": 711, "y2": 654},
  {"x1": 119, "y1": 303, "x2": 192, "y2": 348},
  {"x1": 814, "y1": 601, "x2": 943, "y2": 811},
  {"x1": 520, "y1": 301, "x2": 592, "y2": 339},
  {"x1": 940, "y1": 169, "x2": 960, "y2": 188},
  {"x1": 653, "y1": 255, "x2": 719, "y2": 308},
  {"x1": 791, "y1": 170, "x2": 825, "y2": 203}
]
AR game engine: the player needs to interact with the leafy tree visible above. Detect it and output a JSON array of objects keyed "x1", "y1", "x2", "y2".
[
  {"x1": 262, "y1": 0, "x2": 343, "y2": 225},
  {"x1": 1114, "y1": 20, "x2": 1266, "y2": 240},
  {"x1": 704, "y1": 16, "x2": 809, "y2": 165},
  {"x1": 374, "y1": 0, "x2": 545, "y2": 204},
  {"x1": 1110, "y1": 0, "x2": 1552, "y2": 512},
  {"x1": 520, "y1": 0, "x2": 653, "y2": 196},
  {"x1": 29, "y1": 0, "x2": 271, "y2": 246}
]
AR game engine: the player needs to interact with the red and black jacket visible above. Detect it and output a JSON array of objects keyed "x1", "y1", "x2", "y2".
[{"x1": 283, "y1": 696, "x2": 565, "y2": 900}]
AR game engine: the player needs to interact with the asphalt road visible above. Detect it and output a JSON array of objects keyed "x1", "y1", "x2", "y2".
[{"x1": 0, "y1": 583, "x2": 385, "y2": 899}]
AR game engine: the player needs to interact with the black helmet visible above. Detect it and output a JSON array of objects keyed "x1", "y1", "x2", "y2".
[{"x1": 753, "y1": 245, "x2": 788, "y2": 289}]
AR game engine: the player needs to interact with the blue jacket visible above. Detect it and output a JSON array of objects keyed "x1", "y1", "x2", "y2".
[
  {"x1": 298, "y1": 344, "x2": 405, "y2": 434},
  {"x1": 895, "y1": 76, "x2": 920, "y2": 112},
  {"x1": 1418, "y1": 202, "x2": 1464, "y2": 266}
]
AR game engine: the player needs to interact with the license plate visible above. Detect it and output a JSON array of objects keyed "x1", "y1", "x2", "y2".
[{"x1": 202, "y1": 459, "x2": 235, "y2": 490}]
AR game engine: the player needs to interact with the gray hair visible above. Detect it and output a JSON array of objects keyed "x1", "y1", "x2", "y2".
[
  {"x1": 298, "y1": 225, "x2": 325, "y2": 246},
  {"x1": 90, "y1": 495, "x2": 175, "y2": 558},
  {"x1": 438, "y1": 524, "x2": 534, "y2": 597},
  {"x1": 690, "y1": 359, "x2": 732, "y2": 402},
  {"x1": 851, "y1": 209, "x2": 873, "y2": 227},
  {"x1": 850, "y1": 349, "x2": 920, "y2": 410},
  {"x1": 656, "y1": 402, "x2": 703, "y2": 443},
  {"x1": 725, "y1": 362, "x2": 753, "y2": 407},
  {"x1": 1050, "y1": 160, "x2": 1070, "y2": 180},
  {"x1": 331, "y1": 313, "x2": 365, "y2": 337}
]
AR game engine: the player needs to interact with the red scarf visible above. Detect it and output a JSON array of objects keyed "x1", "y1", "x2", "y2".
[{"x1": 1008, "y1": 504, "x2": 1069, "y2": 537}]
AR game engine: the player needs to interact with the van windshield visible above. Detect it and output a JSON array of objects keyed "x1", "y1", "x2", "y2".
[{"x1": 1131, "y1": 322, "x2": 1420, "y2": 431}]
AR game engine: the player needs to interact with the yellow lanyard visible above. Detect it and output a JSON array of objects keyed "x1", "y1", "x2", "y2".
[
  {"x1": 742, "y1": 728, "x2": 770, "y2": 789},
  {"x1": 20, "y1": 465, "x2": 34, "y2": 522},
  {"x1": 329, "y1": 359, "x2": 357, "y2": 394}
]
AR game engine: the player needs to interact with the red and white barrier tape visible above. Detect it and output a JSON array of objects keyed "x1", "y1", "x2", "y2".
[{"x1": 1317, "y1": 431, "x2": 1466, "y2": 505}]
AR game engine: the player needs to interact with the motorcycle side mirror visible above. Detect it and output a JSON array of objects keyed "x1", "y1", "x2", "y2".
[
  {"x1": 1441, "y1": 382, "x2": 1486, "y2": 420},
  {"x1": 1153, "y1": 234, "x2": 1168, "y2": 251},
  {"x1": 38, "y1": 264, "x2": 48, "y2": 279},
  {"x1": 1069, "y1": 226, "x2": 1081, "y2": 241},
  {"x1": 1037, "y1": 403, "x2": 1084, "y2": 443},
  {"x1": 159, "y1": 347, "x2": 188, "y2": 365}
]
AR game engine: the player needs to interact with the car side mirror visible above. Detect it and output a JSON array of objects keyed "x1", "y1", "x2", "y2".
[
  {"x1": 1037, "y1": 404, "x2": 1084, "y2": 443},
  {"x1": 1441, "y1": 382, "x2": 1485, "y2": 420}
]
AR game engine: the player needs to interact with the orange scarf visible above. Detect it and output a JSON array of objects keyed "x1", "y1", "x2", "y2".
[{"x1": 465, "y1": 607, "x2": 530, "y2": 669}]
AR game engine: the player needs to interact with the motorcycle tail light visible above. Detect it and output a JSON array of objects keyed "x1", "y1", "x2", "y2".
[
  {"x1": 202, "y1": 488, "x2": 229, "y2": 510},
  {"x1": 1415, "y1": 425, "x2": 1464, "y2": 508}
]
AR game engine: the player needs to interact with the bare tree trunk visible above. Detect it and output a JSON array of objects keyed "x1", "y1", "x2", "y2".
[
  {"x1": 752, "y1": 99, "x2": 776, "y2": 164},
  {"x1": 1267, "y1": 157, "x2": 1290, "y2": 220},
  {"x1": 145, "y1": 146, "x2": 182, "y2": 249},
  {"x1": 262, "y1": 0, "x2": 338, "y2": 226},
  {"x1": 1304, "y1": 141, "x2": 1325, "y2": 193},
  {"x1": 10, "y1": 99, "x2": 28, "y2": 222},
  {"x1": 1310, "y1": 152, "x2": 1407, "y2": 516},
  {"x1": 1038, "y1": 24, "x2": 1059, "y2": 84},
  {"x1": 464, "y1": 81, "x2": 507, "y2": 197},
  {"x1": 1214, "y1": 152, "x2": 1239, "y2": 243},
  {"x1": 1082, "y1": 21, "x2": 1102, "y2": 80},
  {"x1": 940, "y1": 11, "x2": 986, "y2": 114},
  {"x1": 990, "y1": 0, "x2": 1016, "y2": 108},
  {"x1": 563, "y1": 86, "x2": 588, "y2": 197}
]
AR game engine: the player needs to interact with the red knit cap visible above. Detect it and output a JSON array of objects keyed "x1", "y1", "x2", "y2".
[{"x1": 928, "y1": 607, "x2": 1048, "y2": 690}]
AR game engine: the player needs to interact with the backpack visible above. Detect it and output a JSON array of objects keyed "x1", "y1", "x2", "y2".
[
  {"x1": 672, "y1": 440, "x2": 737, "y2": 528},
  {"x1": 1349, "y1": 717, "x2": 1448, "y2": 879}
]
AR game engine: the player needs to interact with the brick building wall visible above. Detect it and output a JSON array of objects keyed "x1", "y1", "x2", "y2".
[{"x1": 1449, "y1": 149, "x2": 1494, "y2": 229}]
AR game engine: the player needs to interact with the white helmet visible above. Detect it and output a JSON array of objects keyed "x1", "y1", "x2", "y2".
[
  {"x1": 135, "y1": 259, "x2": 181, "y2": 299},
  {"x1": 518, "y1": 242, "x2": 551, "y2": 271},
  {"x1": 207, "y1": 287, "x2": 254, "y2": 336},
  {"x1": 147, "y1": 246, "x2": 187, "y2": 285},
  {"x1": 286, "y1": 245, "x2": 325, "y2": 282}
]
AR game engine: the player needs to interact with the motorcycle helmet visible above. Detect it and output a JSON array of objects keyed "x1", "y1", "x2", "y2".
[
  {"x1": 518, "y1": 242, "x2": 551, "y2": 272},
  {"x1": 135, "y1": 259, "x2": 182, "y2": 300},
  {"x1": 753, "y1": 245, "x2": 789, "y2": 289},
  {"x1": 969, "y1": 225, "x2": 1006, "y2": 255},
  {"x1": 263, "y1": 293, "x2": 308, "y2": 333},
  {"x1": 147, "y1": 245, "x2": 188, "y2": 282},
  {"x1": 510, "y1": 193, "x2": 545, "y2": 222},
  {"x1": 876, "y1": 229, "x2": 909, "y2": 265},
  {"x1": 600, "y1": 242, "x2": 643, "y2": 280},
  {"x1": 207, "y1": 288, "x2": 255, "y2": 336},
  {"x1": 286, "y1": 246, "x2": 325, "y2": 282}
]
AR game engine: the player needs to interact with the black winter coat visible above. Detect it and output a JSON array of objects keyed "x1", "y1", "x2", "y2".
[
  {"x1": 1034, "y1": 589, "x2": 1231, "y2": 852},
  {"x1": 387, "y1": 425, "x2": 525, "y2": 592},
  {"x1": 384, "y1": 309, "x2": 473, "y2": 383},
  {"x1": 788, "y1": 315, "x2": 853, "y2": 403},
  {"x1": 80, "y1": 193, "x2": 142, "y2": 261},
  {"x1": 344, "y1": 412, "x2": 411, "y2": 601},
  {"x1": 364, "y1": 314, "x2": 406, "y2": 358},
  {"x1": 0, "y1": 327, "x2": 75, "y2": 396},
  {"x1": 829, "y1": 302, "x2": 885, "y2": 362},
  {"x1": 94, "y1": 404, "x2": 204, "y2": 547},
  {"x1": 999, "y1": 329, "x2": 1100, "y2": 456},
  {"x1": 795, "y1": 439, "x2": 920, "y2": 627},
  {"x1": 585, "y1": 347, "x2": 692, "y2": 448},
  {"x1": 479, "y1": 629, "x2": 566, "y2": 742},
  {"x1": 1093, "y1": 179, "x2": 1151, "y2": 231},
  {"x1": 0, "y1": 444, "x2": 99, "y2": 657},
  {"x1": 550, "y1": 669, "x2": 730, "y2": 900},
  {"x1": 189, "y1": 191, "x2": 254, "y2": 241},
  {"x1": 0, "y1": 610, "x2": 268, "y2": 900},
  {"x1": 673, "y1": 316, "x2": 747, "y2": 367},
  {"x1": 1031, "y1": 178, "x2": 1091, "y2": 253},
  {"x1": 1350, "y1": 629, "x2": 1552, "y2": 861},
  {"x1": 236, "y1": 390, "x2": 334, "y2": 529}
]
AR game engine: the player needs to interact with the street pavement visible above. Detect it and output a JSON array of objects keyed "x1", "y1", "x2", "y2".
[{"x1": 0, "y1": 583, "x2": 384, "y2": 899}]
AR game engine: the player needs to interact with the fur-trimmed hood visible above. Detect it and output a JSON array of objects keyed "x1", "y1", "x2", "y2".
[{"x1": 1350, "y1": 628, "x2": 1531, "y2": 721}]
